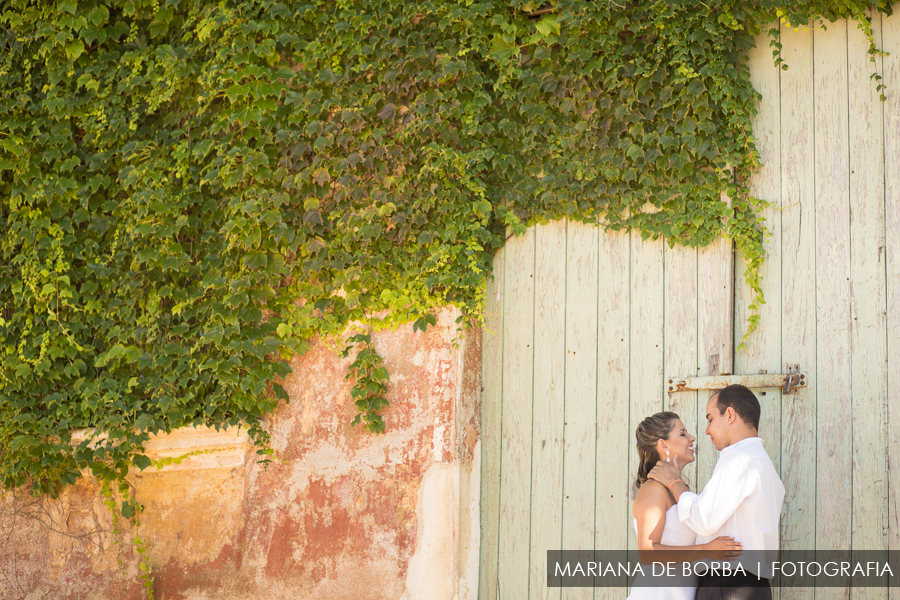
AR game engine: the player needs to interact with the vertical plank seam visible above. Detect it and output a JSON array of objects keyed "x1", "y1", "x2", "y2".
[
  {"x1": 627, "y1": 228, "x2": 633, "y2": 553},
  {"x1": 592, "y1": 223, "x2": 599, "y2": 600},
  {"x1": 731, "y1": 195, "x2": 737, "y2": 376},
  {"x1": 593, "y1": 224, "x2": 597, "y2": 600},
  {"x1": 811, "y1": 22, "x2": 818, "y2": 560},
  {"x1": 879, "y1": 7, "x2": 889, "y2": 561},
  {"x1": 662, "y1": 241, "x2": 667, "y2": 413},
  {"x1": 560, "y1": 219, "x2": 568, "y2": 569},
  {"x1": 845, "y1": 19, "x2": 855, "y2": 559},
  {"x1": 527, "y1": 228, "x2": 537, "y2": 600},
  {"x1": 879, "y1": 11, "x2": 891, "y2": 547},
  {"x1": 696, "y1": 241, "x2": 702, "y2": 488},
  {"x1": 728, "y1": 189, "x2": 736, "y2": 378},
  {"x1": 496, "y1": 241, "x2": 506, "y2": 597},
  {"x1": 778, "y1": 16, "x2": 785, "y2": 509},
  {"x1": 772, "y1": 27, "x2": 784, "y2": 580},
  {"x1": 777, "y1": 20, "x2": 785, "y2": 485},
  {"x1": 690, "y1": 240, "x2": 706, "y2": 493}
]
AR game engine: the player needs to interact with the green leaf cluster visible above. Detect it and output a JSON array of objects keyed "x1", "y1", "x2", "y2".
[
  {"x1": 342, "y1": 333, "x2": 389, "y2": 433},
  {"x1": 0, "y1": 0, "x2": 891, "y2": 524},
  {"x1": 0, "y1": 0, "x2": 293, "y2": 497}
]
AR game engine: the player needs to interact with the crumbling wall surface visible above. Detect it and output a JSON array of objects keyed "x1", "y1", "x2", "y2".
[
  {"x1": 0, "y1": 308, "x2": 482, "y2": 600},
  {"x1": 0, "y1": 479, "x2": 146, "y2": 600}
]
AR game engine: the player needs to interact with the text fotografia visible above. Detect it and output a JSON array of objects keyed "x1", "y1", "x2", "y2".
[
  {"x1": 553, "y1": 561, "x2": 894, "y2": 579},
  {"x1": 547, "y1": 551, "x2": 900, "y2": 588}
]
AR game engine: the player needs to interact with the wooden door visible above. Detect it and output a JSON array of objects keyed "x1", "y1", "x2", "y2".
[
  {"x1": 479, "y1": 221, "x2": 735, "y2": 600},
  {"x1": 479, "y1": 12, "x2": 900, "y2": 600}
]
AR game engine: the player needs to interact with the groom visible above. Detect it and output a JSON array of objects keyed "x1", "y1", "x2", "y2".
[{"x1": 648, "y1": 384, "x2": 785, "y2": 600}]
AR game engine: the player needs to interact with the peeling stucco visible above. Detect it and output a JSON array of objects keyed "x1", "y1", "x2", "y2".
[
  {"x1": 399, "y1": 441, "x2": 481, "y2": 600},
  {"x1": 0, "y1": 307, "x2": 482, "y2": 600}
]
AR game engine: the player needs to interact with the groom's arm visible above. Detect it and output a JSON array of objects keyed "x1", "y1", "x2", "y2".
[{"x1": 675, "y1": 454, "x2": 758, "y2": 537}]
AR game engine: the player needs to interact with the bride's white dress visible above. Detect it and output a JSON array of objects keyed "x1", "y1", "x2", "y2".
[{"x1": 626, "y1": 504, "x2": 699, "y2": 600}]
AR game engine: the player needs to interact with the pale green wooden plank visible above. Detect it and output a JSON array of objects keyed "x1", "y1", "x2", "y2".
[
  {"x1": 696, "y1": 220, "x2": 733, "y2": 491},
  {"x1": 663, "y1": 244, "x2": 699, "y2": 491},
  {"x1": 848, "y1": 11, "x2": 888, "y2": 588},
  {"x1": 693, "y1": 394, "x2": 716, "y2": 489},
  {"x1": 884, "y1": 11, "x2": 900, "y2": 600},
  {"x1": 778, "y1": 24, "x2": 818, "y2": 576},
  {"x1": 738, "y1": 25, "x2": 784, "y2": 478},
  {"x1": 498, "y1": 228, "x2": 535, "y2": 600},
  {"x1": 768, "y1": 34, "x2": 816, "y2": 600},
  {"x1": 561, "y1": 222, "x2": 598, "y2": 600},
  {"x1": 813, "y1": 21, "x2": 853, "y2": 566},
  {"x1": 627, "y1": 232, "x2": 665, "y2": 552},
  {"x1": 479, "y1": 248, "x2": 504, "y2": 600},
  {"x1": 661, "y1": 239, "x2": 702, "y2": 600},
  {"x1": 530, "y1": 221, "x2": 566, "y2": 600},
  {"x1": 594, "y1": 227, "x2": 631, "y2": 600},
  {"x1": 740, "y1": 33, "x2": 786, "y2": 600}
]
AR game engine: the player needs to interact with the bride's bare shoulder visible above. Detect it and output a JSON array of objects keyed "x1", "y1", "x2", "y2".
[{"x1": 633, "y1": 480, "x2": 670, "y2": 512}]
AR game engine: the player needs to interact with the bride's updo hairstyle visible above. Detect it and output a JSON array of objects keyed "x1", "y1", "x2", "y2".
[{"x1": 634, "y1": 411, "x2": 680, "y2": 490}]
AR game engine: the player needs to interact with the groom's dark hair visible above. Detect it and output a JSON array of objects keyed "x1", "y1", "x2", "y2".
[{"x1": 713, "y1": 384, "x2": 760, "y2": 430}]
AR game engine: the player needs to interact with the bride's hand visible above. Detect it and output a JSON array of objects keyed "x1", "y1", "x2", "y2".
[{"x1": 703, "y1": 536, "x2": 743, "y2": 560}]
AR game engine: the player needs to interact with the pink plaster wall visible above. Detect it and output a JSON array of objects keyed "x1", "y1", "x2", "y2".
[{"x1": 0, "y1": 309, "x2": 482, "y2": 600}]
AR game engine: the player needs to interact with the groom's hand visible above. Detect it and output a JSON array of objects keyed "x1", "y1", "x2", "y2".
[{"x1": 647, "y1": 455, "x2": 681, "y2": 487}]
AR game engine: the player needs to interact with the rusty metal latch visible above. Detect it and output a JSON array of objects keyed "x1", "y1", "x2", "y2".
[
  {"x1": 783, "y1": 373, "x2": 801, "y2": 394},
  {"x1": 667, "y1": 373, "x2": 806, "y2": 394}
]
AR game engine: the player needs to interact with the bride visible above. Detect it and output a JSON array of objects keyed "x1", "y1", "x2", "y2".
[{"x1": 626, "y1": 412, "x2": 742, "y2": 600}]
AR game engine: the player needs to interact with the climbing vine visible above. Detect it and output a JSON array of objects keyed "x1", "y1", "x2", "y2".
[
  {"x1": 342, "y1": 332, "x2": 390, "y2": 433},
  {"x1": 0, "y1": 0, "x2": 893, "y2": 588}
]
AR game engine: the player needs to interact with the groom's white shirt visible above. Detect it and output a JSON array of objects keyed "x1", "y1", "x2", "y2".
[{"x1": 676, "y1": 437, "x2": 785, "y2": 578}]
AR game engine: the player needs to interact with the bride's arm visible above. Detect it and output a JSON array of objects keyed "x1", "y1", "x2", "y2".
[{"x1": 633, "y1": 481, "x2": 742, "y2": 565}]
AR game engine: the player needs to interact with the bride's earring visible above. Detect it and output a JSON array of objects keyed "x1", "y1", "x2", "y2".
[{"x1": 665, "y1": 448, "x2": 670, "y2": 463}]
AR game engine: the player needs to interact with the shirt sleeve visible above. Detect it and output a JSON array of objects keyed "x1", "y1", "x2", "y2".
[{"x1": 676, "y1": 453, "x2": 758, "y2": 536}]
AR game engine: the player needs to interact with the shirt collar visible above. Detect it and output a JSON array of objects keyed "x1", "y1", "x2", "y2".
[{"x1": 723, "y1": 436, "x2": 763, "y2": 452}]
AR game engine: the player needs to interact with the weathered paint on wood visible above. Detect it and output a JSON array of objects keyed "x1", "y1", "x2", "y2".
[
  {"x1": 696, "y1": 223, "x2": 733, "y2": 490},
  {"x1": 848, "y1": 4, "x2": 888, "y2": 553},
  {"x1": 627, "y1": 233, "x2": 665, "y2": 552},
  {"x1": 742, "y1": 28, "x2": 785, "y2": 600},
  {"x1": 594, "y1": 226, "x2": 631, "y2": 600},
  {"x1": 777, "y1": 24, "x2": 817, "y2": 566},
  {"x1": 481, "y1": 18, "x2": 899, "y2": 599},
  {"x1": 530, "y1": 221, "x2": 566, "y2": 600},
  {"x1": 741, "y1": 21, "x2": 784, "y2": 479},
  {"x1": 813, "y1": 22, "x2": 853, "y2": 570},
  {"x1": 479, "y1": 247, "x2": 503, "y2": 600},
  {"x1": 498, "y1": 228, "x2": 535, "y2": 600},
  {"x1": 848, "y1": 12, "x2": 888, "y2": 600},
  {"x1": 663, "y1": 244, "x2": 699, "y2": 490},
  {"x1": 561, "y1": 222, "x2": 598, "y2": 600},
  {"x1": 885, "y1": 11, "x2": 900, "y2": 600}
]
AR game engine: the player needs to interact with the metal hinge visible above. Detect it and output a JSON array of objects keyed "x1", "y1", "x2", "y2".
[{"x1": 667, "y1": 373, "x2": 806, "y2": 394}]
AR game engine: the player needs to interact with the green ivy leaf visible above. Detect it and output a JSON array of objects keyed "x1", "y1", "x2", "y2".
[
  {"x1": 64, "y1": 40, "x2": 84, "y2": 60},
  {"x1": 489, "y1": 35, "x2": 519, "y2": 61},
  {"x1": 535, "y1": 15, "x2": 561, "y2": 38}
]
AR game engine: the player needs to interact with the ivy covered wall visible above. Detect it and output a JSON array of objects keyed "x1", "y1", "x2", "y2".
[
  {"x1": 0, "y1": 308, "x2": 482, "y2": 600},
  {"x1": 0, "y1": 3, "x2": 893, "y2": 592}
]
